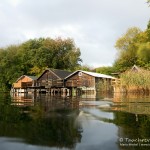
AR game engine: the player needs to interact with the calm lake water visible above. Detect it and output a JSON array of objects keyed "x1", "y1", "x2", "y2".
[{"x1": 0, "y1": 92, "x2": 150, "y2": 150}]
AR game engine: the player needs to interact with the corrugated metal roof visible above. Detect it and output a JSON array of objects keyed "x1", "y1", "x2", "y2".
[
  {"x1": 81, "y1": 70, "x2": 116, "y2": 79},
  {"x1": 65, "y1": 70, "x2": 116, "y2": 79}
]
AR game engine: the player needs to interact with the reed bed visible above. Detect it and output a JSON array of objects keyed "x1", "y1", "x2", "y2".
[{"x1": 120, "y1": 70, "x2": 150, "y2": 93}]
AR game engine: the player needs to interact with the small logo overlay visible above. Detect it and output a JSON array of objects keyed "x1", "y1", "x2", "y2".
[{"x1": 119, "y1": 138, "x2": 150, "y2": 147}]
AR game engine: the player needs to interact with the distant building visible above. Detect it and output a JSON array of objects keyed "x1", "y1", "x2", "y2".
[{"x1": 131, "y1": 64, "x2": 142, "y2": 72}]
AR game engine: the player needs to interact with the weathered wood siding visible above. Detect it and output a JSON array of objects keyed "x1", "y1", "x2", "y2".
[
  {"x1": 37, "y1": 70, "x2": 63, "y2": 87},
  {"x1": 19, "y1": 76, "x2": 33, "y2": 82},
  {"x1": 13, "y1": 76, "x2": 33, "y2": 88},
  {"x1": 38, "y1": 70, "x2": 59, "y2": 81},
  {"x1": 65, "y1": 72, "x2": 95, "y2": 88}
]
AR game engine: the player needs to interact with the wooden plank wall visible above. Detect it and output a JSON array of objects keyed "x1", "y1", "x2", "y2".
[{"x1": 65, "y1": 72, "x2": 95, "y2": 88}]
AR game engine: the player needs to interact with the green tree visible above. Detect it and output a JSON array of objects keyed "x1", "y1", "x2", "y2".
[
  {"x1": 96, "y1": 66, "x2": 116, "y2": 75},
  {"x1": 114, "y1": 27, "x2": 141, "y2": 71},
  {"x1": 0, "y1": 37, "x2": 82, "y2": 91},
  {"x1": 147, "y1": 20, "x2": 150, "y2": 29},
  {"x1": 26, "y1": 38, "x2": 82, "y2": 71},
  {"x1": 137, "y1": 42, "x2": 150, "y2": 63},
  {"x1": 77, "y1": 64, "x2": 93, "y2": 71},
  {"x1": 115, "y1": 27, "x2": 141, "y2": 51},
  {"x1": 114, "y1": 27, "x2": 150, "y2": 72}
]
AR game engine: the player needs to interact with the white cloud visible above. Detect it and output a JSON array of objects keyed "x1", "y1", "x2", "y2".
[
  {"x1": 0, "y1": 0, "x2": 150, "y2": 67},
  {"x1": 9, "y1": 0, "x2": 22, "y2": 7}
]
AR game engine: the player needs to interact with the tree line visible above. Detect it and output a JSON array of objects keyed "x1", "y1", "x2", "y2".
[{"x1": 0, "y1": 38, "x2": 82, "y2": 91}]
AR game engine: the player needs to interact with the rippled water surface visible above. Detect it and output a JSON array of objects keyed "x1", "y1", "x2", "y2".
[{"x1": 0, "y1": 93, "x2": 150, "y2": 150}]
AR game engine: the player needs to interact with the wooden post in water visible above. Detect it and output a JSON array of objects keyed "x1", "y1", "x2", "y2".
[
  {"x1": 77, "y1": 88, "x2": 82, "y2": 96},
  {"x1": 66, "y1": 88, "x2": 70, "y2": 97}
]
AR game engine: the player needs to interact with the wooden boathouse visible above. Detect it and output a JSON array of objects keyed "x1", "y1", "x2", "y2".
[
  {"x1": 35, "y1": 69, "x2": 72, "y2": 94},
  {"x1": 65, "y1": 70, "x2": 116, "y2": 94},
  {"x1": 11, "y1": 69, "x2": 116, "y2": 95},
  {"x1": 12, "y1": 75, "x2": 37, "y2": 93}
]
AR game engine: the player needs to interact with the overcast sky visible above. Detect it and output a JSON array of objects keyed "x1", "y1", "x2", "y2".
[{"x1": 0, "y1": 0, "x2": 150, "y2": 67}]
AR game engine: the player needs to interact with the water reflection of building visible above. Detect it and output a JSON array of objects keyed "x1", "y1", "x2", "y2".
[
  {"x1": 11, "y1": 93, "x2": 35, "y2": 106},
  {"x1": 11, "y1": 93, "x2": 81, "y2": 110},
  {"x1": 1, "y1": 93, "x2": 83, "y2": 149},
  {"x1": 35, "y1": 94, "x2": 80, "y2": 113}
]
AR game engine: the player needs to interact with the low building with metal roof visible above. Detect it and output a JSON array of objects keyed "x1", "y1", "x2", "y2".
[{"x1": 65, "y1": 70, "x2": 116, "y2": 92}]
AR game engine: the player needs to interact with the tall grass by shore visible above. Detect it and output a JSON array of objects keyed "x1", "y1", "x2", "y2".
[{"x1": 120, "y1": 70, "x2": 150, "y2": 93}]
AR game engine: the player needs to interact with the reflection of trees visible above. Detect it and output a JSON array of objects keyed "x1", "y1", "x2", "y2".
[
  {"x1": 113, "y1": 111, "x2": 150, "y2": 150},
  {"x1": 113, "y1": 112, "x2": 139, "y2": 138},
  {"x1": 0, "y1": 103, "x2": 82, "y2": 149},
  {"x1": 82, "y1": 107, "x2": 150, "y2": 150},
  {"x1": 0, "y1": 92, "x2": 11, "y2": 105}
]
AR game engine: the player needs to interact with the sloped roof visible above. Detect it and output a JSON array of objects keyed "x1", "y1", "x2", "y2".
[
  {"x1": 27, "y1": 76, "x2": 38, "y2": 80},
  {"x1": 65, "y1": 70, "x2": 116, "y2": 79},
  {"x1": 37, "y1": 69, "x2": 72, "y2": 80},
  {"x1": 16, "y1": 75, "x2": 37, "y2": 82},
  {"x1": 131, "y1": 65, "x2": 141, "y2": 72},
  {"x1": 121, "y1": 65, "x2": 144, "y2": 74},
  {"x1": 51, "y1": 69, "x2": 72, "y2": 79}
]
